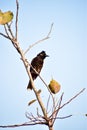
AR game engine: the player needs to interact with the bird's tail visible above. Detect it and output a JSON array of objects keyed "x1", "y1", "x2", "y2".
[{"x1": 27, "y1": 80, "x2": 32, "y2": 90}]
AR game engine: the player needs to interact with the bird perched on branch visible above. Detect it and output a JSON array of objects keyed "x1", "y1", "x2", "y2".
[{"x1": 27, "y1": 51, "x2": 49, "y2": 89}]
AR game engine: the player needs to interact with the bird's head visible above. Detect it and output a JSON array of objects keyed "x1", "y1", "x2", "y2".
[{"x1": 37, "y1": 51, "x2": 49, "y2": 59}]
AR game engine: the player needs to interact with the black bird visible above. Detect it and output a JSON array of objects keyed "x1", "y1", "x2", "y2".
[{"x1": 27, "y1": 51, "x2": 49, "y2": 89}]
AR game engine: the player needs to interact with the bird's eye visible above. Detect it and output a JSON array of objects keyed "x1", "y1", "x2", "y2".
[{"x1": 40, "y1": 54, "x2": 43, "y2": 56}]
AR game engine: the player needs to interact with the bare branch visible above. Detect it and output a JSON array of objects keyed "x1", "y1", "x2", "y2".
[
  {"x1": 50, "y1": 115, "x2": 72, "y2": 120},
  {"x1": 0, "y1": 121, "x2": 46, "y2": 128},
  {"x1": 0, "y1": 32, "x2": 10, "y2": 39},
  {"x1": 0, "y1": 24, "x2": 14, "y2": 41},
  {"x1": 25, "y1": 112, "x2": 46, "y2": 124},
  {"x1": 50, "y1": 93, "x2": 64, "y2": 125},
  {"x1": 60, "y1": 88, "x2": 86, "y2": 109},
  {"x1": 15, "y1": 0, "x2": 19, "y2": 40},
  {"x1": 47, "y1": 23, "x2": 53, "y2": 37},
  {"x1": 49, "y1": 88, "x2": 85, "y2": 126},
  {"x1": 46, "y1": 95, "x2": 51, "y2": 112},
  {"x1": 6, "y1": 23, "x2": 14, "y2": 38},
  {"x1": 4, "y1": 25, "x2": 11, "y2": 38},
  {"x1": 24, "y1": 23, "x2": 54, "y2": 55}
]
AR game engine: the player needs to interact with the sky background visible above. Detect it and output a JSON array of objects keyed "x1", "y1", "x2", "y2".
[{"x1": 0, "y1": 0, "x2": 87, "y2": 130}]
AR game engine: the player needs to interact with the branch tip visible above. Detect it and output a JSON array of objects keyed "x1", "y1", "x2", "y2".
[{"x1": 24, "y1": 23, "x2": 54, "y2": 55}]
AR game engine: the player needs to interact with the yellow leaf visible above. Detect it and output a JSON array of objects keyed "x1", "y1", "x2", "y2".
[
  {"x1": 0, "y1": 10, "x2": 3, "y2": 16},
  {"x1": 0, "y1": 10, "x2": 13, "y2": 25},
  {"x1": 0, "y1": 10, "x2": 3, "y2": 24},
  {"x1": 48, "y1": 79, "x2": 61, "y2": 94}
]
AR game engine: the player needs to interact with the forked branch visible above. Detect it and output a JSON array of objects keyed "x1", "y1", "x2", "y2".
[{"x1": 24, "y1": 23, "x2": 53, "y2": 55}]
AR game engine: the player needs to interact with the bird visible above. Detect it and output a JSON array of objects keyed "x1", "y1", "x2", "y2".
[{"x1": 27, "y1": 51, "x2": 49, "y2": 89}]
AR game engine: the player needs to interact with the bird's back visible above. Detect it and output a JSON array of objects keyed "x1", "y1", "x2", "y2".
[
  {"x1": 30, "y1": 56, "x2": 44, "y2": 80},
  {"x1": 27, "y1": 51, "x2": 48, "y2": 89}
]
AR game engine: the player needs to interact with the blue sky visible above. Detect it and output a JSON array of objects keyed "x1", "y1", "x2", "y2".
[{"x1": 0, "y1": 0, "x2": 87, "y2": 130}]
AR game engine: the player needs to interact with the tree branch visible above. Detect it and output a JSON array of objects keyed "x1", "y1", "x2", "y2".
[
  {"x1": 49, "y1": 88, "x2": 85, "y2": 126},
  {"x1": 6, "y1": 23, "x2": 14, "y2": 38},
  {"x1": 50, "y1": 93, "x2": 64, "y2": 125},
  {"x1": 60, "y1": 88, "x2": 85, "y2": 109},
  {"x1": 56, "y1": 115, "x2": 72, "y2": 119},
  {"x1": 15, "y1": 0, "x2": 19, "y2": 40},
  {"x1": 24, "y1": 23, "x2": 54, "y2": 55},
  {"x1": 0, "y1": 121, "x2": 46, "y2": 128},
  {"x1": 4, "y1": 25, "x2": 11, "y2": 38},
  {"x1": 0, "y1": 32, "x2": 10, "y2": 39}
]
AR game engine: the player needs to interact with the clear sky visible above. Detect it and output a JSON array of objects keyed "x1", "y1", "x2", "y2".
[{"x1": 0, "y1": 0, "x2": 87, "y2": 130}]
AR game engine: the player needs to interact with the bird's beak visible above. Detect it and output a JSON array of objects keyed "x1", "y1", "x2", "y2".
[{"x1": 46, "y1": 54, "x2": 49, "y2": 57}]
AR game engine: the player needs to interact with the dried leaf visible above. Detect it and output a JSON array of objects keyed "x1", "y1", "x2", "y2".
[
  {"x1": 48, "y1": 79, "x2": 61, "y2": 94},
  {"x1": 0, "y1": 10, "x2": 13, "y2": 25},
  {"x1": 28, "y1": 99, "x2": 37, "y2": 106}
]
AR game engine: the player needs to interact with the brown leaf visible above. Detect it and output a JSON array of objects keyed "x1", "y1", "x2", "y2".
[{"x1": 28, "y1": 99, "x2": 37, "y2": 106}]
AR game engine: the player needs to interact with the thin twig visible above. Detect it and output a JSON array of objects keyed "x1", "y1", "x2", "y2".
[
  {"x1": 47, "y1": 23, "x2": 53, "y2": 37},
  {"x1": 6, "y1": 23, "x2": 14, "y2": 38},
  {"x1": 51, "y1": 93, "x2": 64, "y2": 125},
  {"x1": 0, "y1": 121, "x2": 46, "y2": 128},
  {"x1": 52, "y1": 114, "x2": 72, "y2": 119},
  {"x1": 58, "y1": 93, "x2": 64, "y2": 108},
  {"x1": 46, "y1": 95, "x2": 51, "y2": 112},
  {"x1": 0, "y1": 32, "x2": 10, "y2": 39},
  {"x1": 15, "y1": 0, "x2": 19, "y2": 40},
  {"x1": 37, "y1": 108, "x2": 41, "y2": 117},
  {"x1": 49, "y1": 88, "x2": 85, "y2": 125},
  {"x1": 50, "y1": 93, "x2": 64, "y2": 119},
  {"x1": 60, "y1": 88, "x2": 86, "y2": 109},
  {"x1": 24, "y1": 23, "x2": 54, "y2": 55},
  {"x1": 4, "y1": 25, "x2": 10, "y2": 38},
  {"x1": 25, "y1": 112, "x2": 46, "y2": 124}
]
